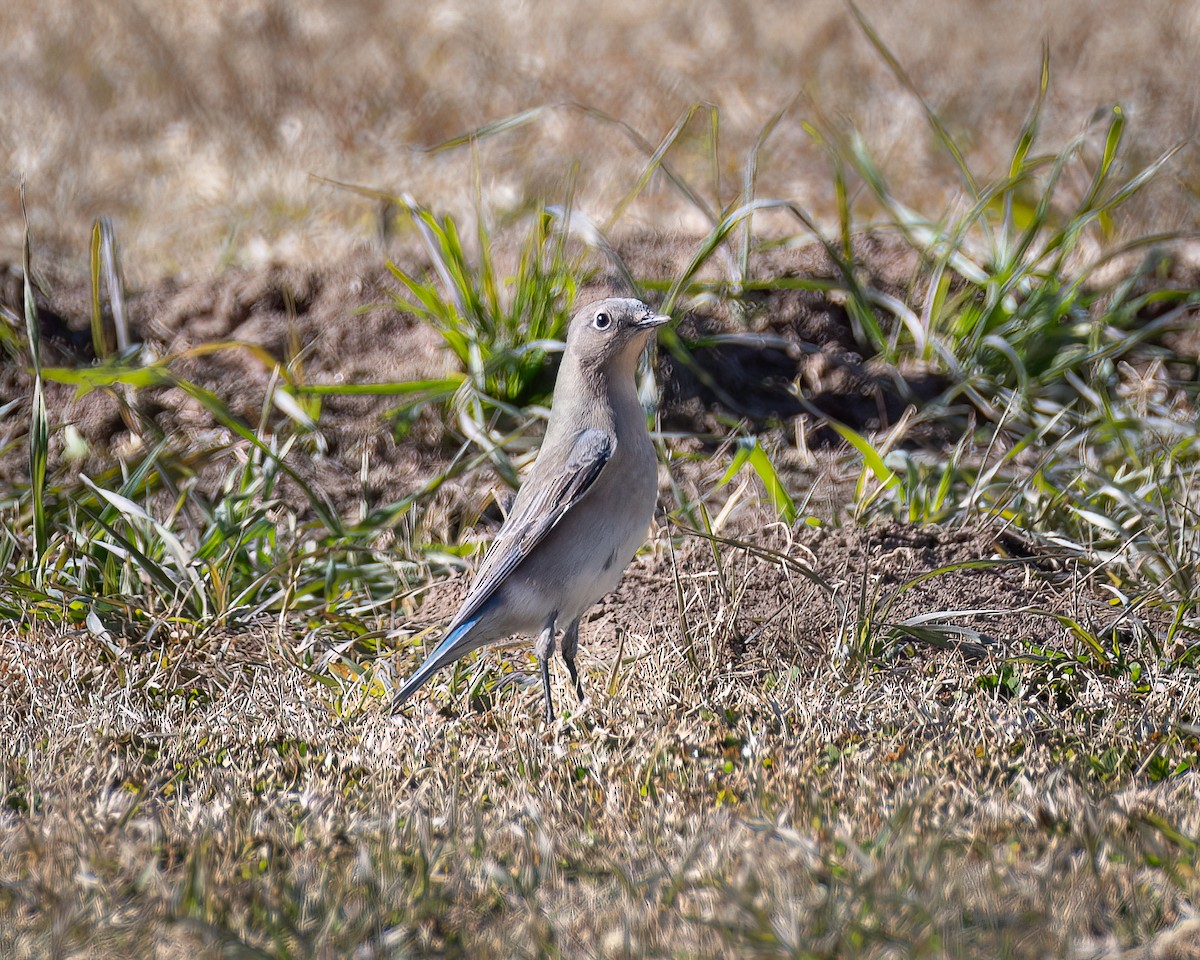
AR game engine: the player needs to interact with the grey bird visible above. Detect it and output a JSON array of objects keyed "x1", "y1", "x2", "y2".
[{"x1": 390, "y1": 297, "x2": 668, "y2": 722}]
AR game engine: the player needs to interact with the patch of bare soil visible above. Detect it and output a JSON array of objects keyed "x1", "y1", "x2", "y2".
[
  {"x1": 1, "y1": 253, "x2": 460, "y2": 507},
  {"x1": 0, "y1": 233, "x2": 944, "y2": 521},
  {"x1": 615, "y1": 234, "x2": 953, "y2": 438},
  {"x1": 578, "y1": 510, "x2": 1094, "y2": 675}
]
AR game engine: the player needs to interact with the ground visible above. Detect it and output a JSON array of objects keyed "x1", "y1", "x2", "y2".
[
  {"x1": 3, "y1": 235, "x2": 1200, "y2": 957},
  {"x1": 4, "y1": 1, "x2": 1200, "y2": 956}
]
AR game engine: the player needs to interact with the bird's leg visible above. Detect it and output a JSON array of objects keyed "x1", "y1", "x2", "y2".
[
  {"x1": 534, "y1": 618, "x2": 557, "y2": 723},
  {"x1": 561, "y1": 618, "x2": 584, "y2": 702}
]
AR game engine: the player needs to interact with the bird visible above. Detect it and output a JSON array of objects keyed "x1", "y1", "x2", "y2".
[{"x1": 390, "y1": 297, "x2": 668, "y2": 723}]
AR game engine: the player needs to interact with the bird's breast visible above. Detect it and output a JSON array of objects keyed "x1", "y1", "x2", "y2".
[{"x1": 503, "y1": 435, "x2": 658, "y2": 626}]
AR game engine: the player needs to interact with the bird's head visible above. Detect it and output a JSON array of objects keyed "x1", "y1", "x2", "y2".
[{"x1": 565, "y1": 298, "x2": 669, "y2": 374}]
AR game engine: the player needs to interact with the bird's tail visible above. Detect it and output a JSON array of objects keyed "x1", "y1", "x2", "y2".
[{"x1": 389, "y1": 614, "x2": 484, "y2": 714}]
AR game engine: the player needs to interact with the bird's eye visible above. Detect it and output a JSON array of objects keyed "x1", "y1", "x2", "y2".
[{"x1": 593, "y1": 311, "x2": 611, "y2": 330}]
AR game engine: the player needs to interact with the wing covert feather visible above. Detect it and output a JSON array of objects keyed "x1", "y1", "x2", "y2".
[{"x1": 449, "y1": 428, "x2": 614, "y2": 629}]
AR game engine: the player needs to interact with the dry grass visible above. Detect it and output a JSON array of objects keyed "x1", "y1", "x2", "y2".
[
  {"x1": 3, "y1": 510, "x2": 1200, "y2": 957},
  {"x1": 4, "y1": 0, "x2": 1200, "y2": 280},
  {"x1": 3, "y1": 641, "x2": 1197, "y2": 958}
]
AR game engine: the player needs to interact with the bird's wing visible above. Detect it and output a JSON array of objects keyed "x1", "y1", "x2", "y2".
[{"x1": 450, "y1": 428, "x2": 614, "y2": 629}]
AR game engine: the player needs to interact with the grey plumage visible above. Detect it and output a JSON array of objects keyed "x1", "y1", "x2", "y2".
[{"x1": 390, "y1": 297, "x2": 668, "y2": 722}]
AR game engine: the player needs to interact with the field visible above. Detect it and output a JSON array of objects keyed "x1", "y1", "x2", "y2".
[{"x1": 4, "y1": 1, "x2": 1200, "y2": 957}]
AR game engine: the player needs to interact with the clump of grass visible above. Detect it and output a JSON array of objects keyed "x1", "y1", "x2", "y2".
[
  {"x1": 758, "y1": 27, "x2": 1200, "y2": 683},
  {"x1": 388, "y1": 201, "x2": 581, "y2": 455},
  {"x1": 686, "y1": 29, "x2": 1200, "y2": 558},
  {"x1": 1, "y1": 220, "x2": 470, "y2": 650},
  {"x1": 800, "y1": 69, "x2": 1200, "y2": 605},
  {"x1": 316, "y1": 175, "x2": 589, "y2": 467}
]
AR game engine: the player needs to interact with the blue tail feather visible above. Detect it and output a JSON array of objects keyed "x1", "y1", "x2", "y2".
[{"x1": 390, "y1": 614, "x2": 484, "y2": 712}]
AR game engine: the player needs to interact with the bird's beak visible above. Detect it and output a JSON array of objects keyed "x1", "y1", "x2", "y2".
[{"x1": 636, "y1": 312, "x2": 671, "y2": 329}]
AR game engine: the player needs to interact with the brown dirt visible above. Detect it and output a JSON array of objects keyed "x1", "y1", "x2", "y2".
[
  {"x1": 502, "y1": 510, "x2": 1111, "y2": 700},
  {"x1": 2, "y1": 253, "x2": 453, "y2": 504},
  {"x1": 0, "y1": 233, "x2": 965, "y2": 508}
]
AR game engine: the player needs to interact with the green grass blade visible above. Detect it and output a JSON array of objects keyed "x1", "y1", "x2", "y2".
[
  {"x1": 89, "y1": 220, "x2": 108, "y2": 360},
  {"x1": 824, "y1": 416, "x2": 904, "y2": 494},
  {"x1": 606, "y1": 102, "x2": 720, "y2": 230},
  {"x1": 295, "y1": 377, "x2": 465, "y2": 397},
  {"x1": 41, "y1": 365, "x2": 168, "y2": 393},
  {"x1": 718, "y1": 437, "x2": 798, "y2": 524},
  {"x1": 738, "y1": 101, "x2": 793, "y2": 282},
  {"x1": 169, "y1": 375, "x2": 345, "y2": 537},
  {"x1": 21, "y1": 184, "x2": 48, "y2": 571}
]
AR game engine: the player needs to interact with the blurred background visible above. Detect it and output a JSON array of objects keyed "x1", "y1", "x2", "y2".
[{"x1": 3, "y1": 0, "x2": 1198, "y2": 282}]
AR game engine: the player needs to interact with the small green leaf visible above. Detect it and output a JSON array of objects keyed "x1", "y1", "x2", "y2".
[{"x1": 719, "y1": 437, "x2": 797, "y2": 524}]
